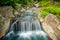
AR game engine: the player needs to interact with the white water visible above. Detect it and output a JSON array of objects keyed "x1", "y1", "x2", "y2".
[{"x1": 4, "y1": 12, "x2": 51, "y2": 40}]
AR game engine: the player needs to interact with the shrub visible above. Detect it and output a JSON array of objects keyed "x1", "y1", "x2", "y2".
[
  {"x1": 38, "y1": 1, "x2": 51, "y2": 7},
  {"x1": 39, "y1": 9, "x2": 49, "y2": 18},
  {"x1": 39, "y1": 6, "x2": 60, "y2": 19},
  {"x1": 54, "y1": 2, "x2": 60, "y2": 7}
]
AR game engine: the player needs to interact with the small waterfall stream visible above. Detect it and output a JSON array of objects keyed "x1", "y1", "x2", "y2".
[{"x1": 2, "y1": 12, "x2": 51, "y2": 40}]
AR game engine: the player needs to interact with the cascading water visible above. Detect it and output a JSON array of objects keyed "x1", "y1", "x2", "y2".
[{"x1": 2, "y1": 12, "x2": 52, "y2": 40}]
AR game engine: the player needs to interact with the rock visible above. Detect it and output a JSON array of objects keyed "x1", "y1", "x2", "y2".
[
  {"x1": 57, "y1": 25, "x2": 60, "y2": 31},
  {"x1": 0, "y1": 6, "x2": 13, "y2": 17},
  {"x1": 0, "y1": 6, "x2": 13, "y2": 38},
  {"x1": 0, "y1": 19, "x2": 10, "y2": 38},
  {"x1": 42, "y1": 14, "x2": 60, "y2": 40}
]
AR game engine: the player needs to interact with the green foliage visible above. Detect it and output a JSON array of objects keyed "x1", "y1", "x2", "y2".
[
  {"x1": 39, "y1": 6, "x2": 60, "y2": 19},
  {"x1": 0, "y1": 14, "x2": 3, "y2": 23},
  {"x1": 0, "y1": 0, "x2": 37, "y2": 9},
  {"x1": 39, "y1": 8, "x2": 49, "y2": 18},
  {"x1": 38, "y1": 0, "x2": 51, "y2": 7},
  {"x1": 54, "y1": 0, "x2": 60, "y2": 1},
  {"x1": 0, "y1": 0, "x2": 18, "y2": 9},
  {"x1": 38, "y1": 1, "x2": 60, "y2": 19},
  {"x1": 54, "y1": 2, "x2": 60, "y2": 7},
  {"x1": 38, "y1": 0, "x2": 49, "y2": 1}
]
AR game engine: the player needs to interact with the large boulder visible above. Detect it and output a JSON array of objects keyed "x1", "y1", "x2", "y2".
[
  {"x1": 0, "y1": 6, "x2": 13, "y2": 38},
  {"x1": 42, "y1": 14, "x2": 60, "y2": 40},
  {"x1": 0, "y1": 19, "x2": 10, "y2": 38}
]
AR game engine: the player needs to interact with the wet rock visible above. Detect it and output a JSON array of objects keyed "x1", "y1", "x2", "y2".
[{"x1": 42, "y1": 14, "x2": 60, "y2": 40}]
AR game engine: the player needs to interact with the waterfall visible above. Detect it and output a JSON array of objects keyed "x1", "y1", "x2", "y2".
[{"x1": 2, "y1": 12, "x2": 51, "y2": 40}]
